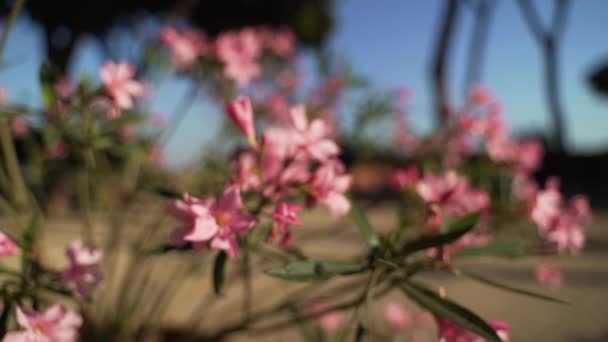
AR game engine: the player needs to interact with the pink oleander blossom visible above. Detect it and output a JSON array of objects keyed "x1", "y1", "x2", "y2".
[
  {"x1": 231, "y1": 151, "x2": 262, "y2": 192},
  {"x1": 512, "y1": 140, "x2": 544, "y2": 174},
  {"x1": 160, "y1": 27, "x2": 207, "y2": 69},
  {"x1": 215, "y1": 29, "x2": 262, "y2": 85},
  {"x1": 48, "y1": 140, "x2": 69, "y2": 160},
  {"x1": 11, "y1": 117, "x2": 30, "y2": 139},
  {"x1": 416, "y1": 170, "x2": 491, "y2": 259},
  {"x1": 270, "y1": 202, "x2": 303, "y2": 246},
  {"x1": 61, "y1": 240, "x2": 103, "y2": 300},
  {"x1": 169, "y1": 185, "x2": 257, "y2": 257},
  {"x1": 468, "y1": 85, "x2": 495, "y2": 107},
  {"x1": 100, "y1": 61, "x2": 145, "y2": 114},
  {"x1": 3, "y1": 304, "x2": 82, "y2": 342},
  {"x1": 438, "y1": 318, "x2": 510, "y2": 342},
  {"x1": 54, "y1": 78, "x2": 76, "y2": 99},
  {"x1": 531, "y1": 181, "x2": 591, "y2": 254},
  {"x1": 384, "y1": 303, "x2": 412, "y2": 333},
  {"x1": 225, "y1": 96, "x2": 257, "y2": 147},
  {"x1": 309, "y1": 160, "x2": 352, "y2": 218},
  {"x1": 389, "y1": 166, "x2": 419, "y2": 191},
  {"x1": 0, "y1": 231, "x2": 18, "y2": 256},
  {"x1": 310, "y1": 304, "x2": 344, "y2": 335},
  {"x1": 416, "y1": 170, "x2": 490, "y2": 228},
  {"x1": 287, "y1": 104, "x2": 340, "y2": 162},
  {"x1": 536, "y1": 261, "x2": 564, "y2": 289}
]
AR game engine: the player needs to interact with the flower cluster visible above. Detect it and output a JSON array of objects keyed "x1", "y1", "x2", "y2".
[
  {"x1": 3, "y1": 305, "x2": 82, "y2": 342},
  {"x1": 161, "y1": 26, "x2": 295, "y2": 85},
  {"x1": 169, "y1": 186, "x2": 257, "y2": 258},
  {"x1": 168, "y1": 95, "x2": 351, "y2": 254},
  {"x1": 438, "y1": 318, "x2": 510, "y2": 342},
  {"x1": 530, "y1": 178, "x2": 591, "y2": 254},
  {"x1": 61, "y1": 240, "x2": 104, "y2": 300}
]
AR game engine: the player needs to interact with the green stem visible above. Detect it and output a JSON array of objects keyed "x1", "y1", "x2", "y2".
[
  {"x1": 78, "y1": 169, "x2": 94, "y2": 244},
  {"x1": 0, "y1": 117, "x2": 27, "y2": 209},
  {"x1": 0, "y1": 0, "x2": 28, "y2": 211}
]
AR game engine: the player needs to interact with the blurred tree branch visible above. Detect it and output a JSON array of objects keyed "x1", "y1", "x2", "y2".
[
  {"x1": 431, "y1": 0, "x2": 461, "y2": 128},
  {"x1": 464, "y1": 0, "x2": 496, "y2": 93},
  {"x1": 517, "y1": 0, "x2": 571, "y2": 154}
]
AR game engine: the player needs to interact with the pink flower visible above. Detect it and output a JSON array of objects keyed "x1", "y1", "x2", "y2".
[
  {"x1": 416, "y1": 170, "x2": 466, "y2": 204},
  {"x1": 384, "y1": 303, "x2": 412, "y2": 333},
  {"x1": 531, "y1": 185, "x2": 562, "y2": 232},
  {"x1": 169, "y1": 185, "x2": 257, "y2": 257},
  {"x1": 0, "y1": 231, "x2": 18, "y2": 256},
  {"x1": 270, "y1": 202, "x2": 303, "y2": 246},
  {"x1": 267, "y1": 93, "x2": 289, "y2": 121},
  {"x1": 215, "y1": 28, "x2": 262, "y2": 85},
  {"x1": 531, "y1": 182, "x2": 591, "y2": 255},
  {"x1": 3, "y1": 304, "x2": 82, "y2": 342},
  {"x1": 231, "y1": 151, "x2": 262, "y2": 191},
  {"x1": 54, "y1": 78, "x2": 76, "y2": 99},
  {"x1": 512, "y1": 140, "x2": 543, "y2": 174},
  {"x1": 310, "y1": 160, "x2": 352, "y2": 218},
  {"x1": 100, "y1": 61, "x2": 145, "y2": 113},
  {"x1": 160, "y1": 27, "x2": 207, "y2": 69},
  {"x1": 225, "y1": 96, "x2": 257, "y2": 147},
  {"x1": 536, "y1": 262, "x2": 563, "y2": 288},
  {"x1": 11, "y1": 117, "x2": 29, "y2": 139},
  {"x1": 389, "y1": 166, "x2": 419, "y2": 191},
  {"x1": 468, "y1": 85, "x2": 495, "y2": 107},
  {"x1": 416, "y1": 170, "x2": 490, "y2": 227},
  {"x1": 438, "y1": 318, "x2": 510, "y2": 342},
  {"x1": 48, "y1": 140, "x2": 69, "y2": 160},
  {"x1": 287, "y1": 104, "x2": 340, "y2": 162},
  {"x1": 267, "y1": 28, "x2": 295, "y2": 58},
  {"x1": 310, "y1": 304, "x2": 344, "y2": 335},
  {"x1": 61, "y1": 240, "x2": 103, "y2": 300}
]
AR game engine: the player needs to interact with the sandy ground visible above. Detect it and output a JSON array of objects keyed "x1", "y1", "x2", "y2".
[{"x1": 3, "y1": 206, "x2": 607, "y2": 341}]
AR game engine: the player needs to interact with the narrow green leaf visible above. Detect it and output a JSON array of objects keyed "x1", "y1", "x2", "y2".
[
  {"x1": 456, "y1": 269, "x2": 569, "y2": 305},
  {"x1": 143, "y1": 184, "x2": 181, "y2": 199},
  {"x1": 264, "y1": 260, "x2": 366, "y2": 282},
  {"x1": 20, "y1": 217, "x2": 39, "y2": 252},
  {"x1": 212, "y1": 251, "x2": 228, "y2": 295},
  {"x1": 399, "y1": 280, "x2": 501, "y2": 342},
  {"x1": 349, "y1": 199, "x2": 380, "y2": 248},
  {"x1": 397, "y1": 212, "x2": 480, "y2": 256},
  {"x1": 39, "y1": 63, "x2": 59, "y2": 109},
  {"x1": 143, "y1": 243, "x2": 193, "y2": 255},
  {"x1": 454, "y1": 239, "x2": 530, "y2": 259}
]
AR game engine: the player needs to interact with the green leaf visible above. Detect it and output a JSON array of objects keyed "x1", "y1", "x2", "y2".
[
  {"x1": 143, "y1": 243, "x2": 193, "y2": 255},
  {"x1": 20, "y1": 216, "x2": 39, "y2": 252},
  {"x1": 397, "y1": 212, "x2": 480, "y2": 256},
  {"x1": 455, "y1": 269, "x2": 569, "y2": 305},
  {"x1": 399, "y1": 280, "x2": 501, "y2": 342},
  {"x1": 454, "y1": 239, "x2": 530, "y2": 259},
  {"x1": 212, "y1": 251, "x2": 228, "y2": 295},
  {"x1": 143, "y1": 184, "x2": 181, "y2": 199},
  {"x1": 39, "y1": 63, "x2": 59, "y2": 109},
  {"x1": 349, "y1": 199, "x2": 380, "y2": 248},
  {"x1": 264, "y1": 260, "x2": 366, "y2": 282}
]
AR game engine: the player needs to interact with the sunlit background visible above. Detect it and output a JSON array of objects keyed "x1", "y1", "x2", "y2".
[{"x1": 1, "y1": 0, "x2": 607, "y2": 167}]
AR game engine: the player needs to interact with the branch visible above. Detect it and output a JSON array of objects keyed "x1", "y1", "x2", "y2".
[
  {"x1": 431, "y1": 0, "x2": 460, "y2": 127},
  {"x1": 552, "y1": 0, "x2": 572, "y2": 40},
  {"x1": 516, "y1": 0, "x2": 546, "y2": 43}
]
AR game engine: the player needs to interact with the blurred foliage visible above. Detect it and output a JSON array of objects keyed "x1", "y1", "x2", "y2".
[
  {"x1": 589, "y1": 60, "x2": 608, "y2": 97},
  {"x1": 0, "y1": 0, "x2": 334, "y2": 71}
]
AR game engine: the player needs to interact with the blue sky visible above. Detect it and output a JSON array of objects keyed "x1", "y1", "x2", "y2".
[{"x1": 1, "y1": 1, "x2": 607, "y2": 168}]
